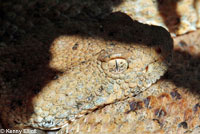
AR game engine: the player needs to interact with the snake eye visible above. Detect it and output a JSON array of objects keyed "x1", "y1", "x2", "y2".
[
  {"x1": 98, "y1": 48, "x2": 130, "y2": 75},
  {"x1": 108, "y1": 59, "x2": 128, "y2": 73}
]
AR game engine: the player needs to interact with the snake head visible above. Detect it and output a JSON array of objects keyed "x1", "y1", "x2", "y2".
[{"x1": 96, "y1": 45, "x2": 170, "y2": 96}]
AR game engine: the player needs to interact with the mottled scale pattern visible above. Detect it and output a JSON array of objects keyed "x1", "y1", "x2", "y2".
[
  {"x1": 57, "y1": 29, "x2": 200, "y2": 134},
  {"x1": 0, "y1": 31, "x2": 172, "y2": 130},
  {"x1": 58, "y1": 80, "x2": 200, "y2": 134}
]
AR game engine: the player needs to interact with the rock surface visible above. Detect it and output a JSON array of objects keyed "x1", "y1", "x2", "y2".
[{"x1": 112, "y1": 0, "x2": 200, "y2": 36}]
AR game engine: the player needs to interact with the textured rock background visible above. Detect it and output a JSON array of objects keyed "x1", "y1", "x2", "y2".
[{"x1": 113, "y1": 0, "x2": 200, "y2": 36}]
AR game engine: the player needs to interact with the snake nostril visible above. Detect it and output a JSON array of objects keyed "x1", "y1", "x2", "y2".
[
  {"x1": 145, "y1": 65, "x2": 149, "y2": 72},
  {"x1": 155, "y1": 47, "x2": 162, "y2": 54}
]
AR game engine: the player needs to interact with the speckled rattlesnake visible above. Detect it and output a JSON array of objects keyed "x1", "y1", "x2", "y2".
[{"x1": 0, "y1": 0, "x2": 200, "y2": 134}]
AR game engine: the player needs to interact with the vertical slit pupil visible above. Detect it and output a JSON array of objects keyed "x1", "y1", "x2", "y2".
[{"x1": 115, "y1": 60, "x2": 119, "y2": 72}]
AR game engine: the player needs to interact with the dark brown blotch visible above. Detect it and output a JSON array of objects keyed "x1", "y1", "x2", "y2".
[
  {"x1": 170, "y1": 90, "x2": 181, "y2": 100},
  {"x1": 81, "y1": 61, "x2": 86, "y2": 64},
  {"x1": 153, "y1": 118, "x2": 163, "y2": 127},
  {"x1": 144, "y1": 97, "x2": 151, "y2": 108},
  {"x1": 154, "y1": 108, "x2": 166, "y2": 118},
  {"x1": 98, "y1": 86, "x2": 104, "y2": 92},
  {"x1": 129, "y1": 100, "x2": 143, "y2": 111},
  {"x1": 178, "y1": 121, "x2": 188, "y2": 129},
  {"x1": 76, "y1": 102, "x2": 82, "y2": 109},
  {"x1": 72, "y1": 43, "x2": 79, "y2": 50},
  {"x1": 193, "y1": 103, "x2": 200, "y2": 112},
  {"x1": 158, "y1": 93, "x2": 171, "y2": 100}
]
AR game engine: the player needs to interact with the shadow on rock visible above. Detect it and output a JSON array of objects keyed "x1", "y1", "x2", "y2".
[{"x1": 156, "y1": 0, "x2": 181, "y2": 33}]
